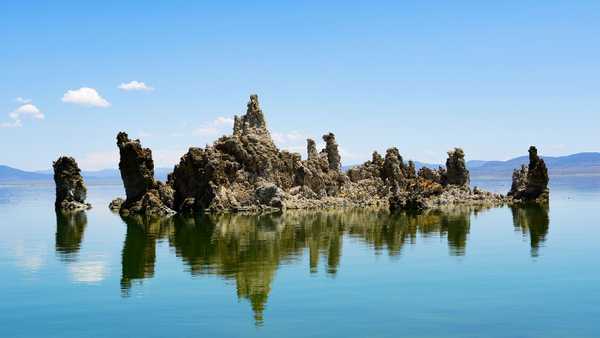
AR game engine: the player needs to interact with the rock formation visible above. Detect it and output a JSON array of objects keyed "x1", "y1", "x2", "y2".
[
  {"x1": 168, "y1": 95, "x2": 354, "y2": 213},
  {"x1": 307, "y1": 138, "x2": 318, "y2": 160},
  {"x1": 53, "y1": 156, "x2": 91, "y2": 211},
  {"x1": 445, "y1": 148, "x2": 469, "y2": 186},
  {"x1": 508, "y1": 146, "x2": 549, "y2": 203},
  {"x1": 111, "y1": 132, "x2": 174, "y2": 216},
  {"x1": 108, "y1": 94, "x2": 516, "y2": 215}
]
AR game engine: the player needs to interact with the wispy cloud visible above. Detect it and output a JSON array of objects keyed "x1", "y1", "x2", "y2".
[
  {"x1": 62, "y1": 87, "x2": 110, "y2": 107},
  {"x1": 193, "y1": 116, "x2": 234, "y2": 137},
  {"x1": 118, "y1": 80, "x2": 154, "y2": 91},
  {"x1": 15, "y1": 97, "x2": 31, "y2": 104},
  {"x1": 1, "y1": 101, "x2": 44, "y2": 128}
]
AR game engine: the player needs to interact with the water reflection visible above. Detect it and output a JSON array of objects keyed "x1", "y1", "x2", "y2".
[
  {"x1": 511, "y1": 203, "x2": 550, "y2": 257},
  {"x1": 120, "y1": 215, "x2": 173, "y2": 296},
  {"x1": 55, "y1": 210, "x2": 87, "y2": 262},
  {"x1": 118, "y1": 206, "x2": 511, "y2": 324}
]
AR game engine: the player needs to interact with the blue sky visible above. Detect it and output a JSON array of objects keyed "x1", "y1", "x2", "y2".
[{"x1": 1, "y1": 1, "x2": 599, "y2": 170}]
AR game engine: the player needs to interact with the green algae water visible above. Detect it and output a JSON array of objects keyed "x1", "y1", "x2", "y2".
[{"x1": 1, "y1": 177, "x2": 599, "y2": 338}]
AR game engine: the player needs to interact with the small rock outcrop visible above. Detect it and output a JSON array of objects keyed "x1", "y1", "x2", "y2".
[
  {"x1": 111, "y1": 132, "x2": 175, "y2": 216},
  {"x1": 53, "y1": 156, "x2": 91, "y2": 211},
  {"x1": 508, "y1": 146, "x2": 549, "y2": 203}
]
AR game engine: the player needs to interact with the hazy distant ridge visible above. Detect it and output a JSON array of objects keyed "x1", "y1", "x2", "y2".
[{"x1": 2, "y1": 152, "x2": 600, "y2": 183}]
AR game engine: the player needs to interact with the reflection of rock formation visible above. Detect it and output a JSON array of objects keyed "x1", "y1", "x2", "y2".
[
  {"x1": 55, "y1": 210, "x2": 87, "y2": 262},
  {"x1": 162, "y1": 207, "x2": 479, "y2": 324},
  {"x1": 511, "y1": 203, "x2": 550, "y2": 257},
  {"x1": 120, "y1": 215, "x2": 173, "y2": 296}
]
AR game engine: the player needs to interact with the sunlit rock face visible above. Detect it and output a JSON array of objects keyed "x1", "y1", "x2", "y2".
[
  {"x1": 53, "y1": 156, "x2": 91, "y2": 211},
  {"x1": 508, "y1": 146, "x2": 550, "y2": 203},
  {"x1": 106, "y1": 94, "x2": 537, "y2": 214},
  {"x1": 169, "y1": 95, "x2": 356, "y2": 213},
  {"x1": 112, "y1": 132, "x2": 174, "y2": 216}
]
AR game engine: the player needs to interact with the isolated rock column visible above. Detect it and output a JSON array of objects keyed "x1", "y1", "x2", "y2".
[
  {"x1": 53, "y1": 156, "x2": 91, "y2": 211},
  {"x1": 322, "y1": 133, "x2": 341, "y2": 171},
  {"x1": 445, "y1": 148, "x2": 470, "y2": 187}
]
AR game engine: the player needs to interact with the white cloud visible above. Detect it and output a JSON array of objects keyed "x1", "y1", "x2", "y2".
[
  {"x1": 193, "y1": 116, "x2": 234, "y2": 137},
  {"x1": 118, "y1": 80, "x2": 154, "y2": 91},
  {"x1": 1, "y1": 102, "x2": 44, "y2": 128},
  {"x1": 15, "y1": 97, "x2": 31, "y2": 104},
  {"x1": 62, "y1": 87, "x2": 110, "y2": 107}
]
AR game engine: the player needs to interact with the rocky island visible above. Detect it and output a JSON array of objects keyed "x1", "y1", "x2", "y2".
[{"x1": 105, "y1": 94, "x2": 549, "y2": 216}]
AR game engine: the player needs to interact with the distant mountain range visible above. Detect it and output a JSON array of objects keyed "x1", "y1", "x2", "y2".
[{"x1": 2, "y1": 152, "x2": 600, "y2": 183}]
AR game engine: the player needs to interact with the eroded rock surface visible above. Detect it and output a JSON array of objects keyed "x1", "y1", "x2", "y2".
[
  {"x1": 53, "y1": 156, "x2": 91, "y2": 211},
  {"x1": 111, "y1": 132, "x2": 175, "y2": 216},
  {"x1": 107, "y1": 94, "x2": 526, "y2": 215},
  {"x1": 508, "y1": 146, "x2": 549, "y2": 203},
  {"x1": 445, "y1": 148, "x2": 469, "y2": 187}
]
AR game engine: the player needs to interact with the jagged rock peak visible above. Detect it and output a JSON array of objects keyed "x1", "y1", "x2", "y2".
[
  {"x1": 307, "y1": 138, "x2": 318, "y2": 160},
  {"x1": 113, "y1": 132, "x2": 174, "y2": 216},
  {"x1": 527, "y1": 146, "x2": 549, "y2": 193},
  {"x1": 116, "y1": 132, "x2": 156, "y2": 202},
  {"x1": 382, "y1": 147, "x2": 406, "y2": 187},
  {"x1": 445, "y1": 148, "x2": 470, "y2": 187},
  {"x1": 508, "y1": 146, "x2": 549, "y2": 203},
  {"x1": 53, "y1": 156, "x2": 91, "y2": 211},
  {"x1": 235, "y1": 94, "x2": 269, "y2": 135},
  {"x1": 322, "y1": 133, "x2": 341, "y2": 171},
  {"x1": 372, "y1": 151, "x2": 384, "y2": 167}
]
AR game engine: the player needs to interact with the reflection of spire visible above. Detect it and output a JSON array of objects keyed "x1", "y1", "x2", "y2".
[
  {"x1": 439, "y1": 210, "x2": 471, "y2": 256},
  {"x1": 511, "y1": 203, "x2": 550, "y2": 257},
  {"x1": 120, "y1": 215, "x2": 172, "y2": 296},
  {"x1": 55, "y1": 210, "x2": 87, "y2": 262}
]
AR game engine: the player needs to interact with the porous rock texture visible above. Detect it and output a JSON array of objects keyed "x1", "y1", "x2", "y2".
[
  {"x1": 508, "y1": 146, "x2": 549, "y2": 203},
  {"x1": 53, "y1": 156, "x2": 91, "y2": 211},
  {"x1": 168, "y1": 95, "x2": 364, "y2": 213},
  {"x1": 111, "y1": 132, "x2": 175, "y2": 216},
  {"x1": 111, "y1": 94, "x2": 514, "y2": 215},
  {"x1": 347, "y1": 144, "x2": 504, "y2": 212}
]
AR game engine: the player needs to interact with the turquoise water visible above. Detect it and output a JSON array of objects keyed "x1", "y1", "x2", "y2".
[{"x1": 1, "y1": 177, "x2": 599, "y2": 338}]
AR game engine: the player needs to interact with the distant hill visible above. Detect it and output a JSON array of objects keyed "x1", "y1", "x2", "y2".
[
  {"x1": 0, "y1": 165, "x2": 50, "y2": 181},
  {"x1": 2, "y1": 152, "x2": 600, "y2": 184}
]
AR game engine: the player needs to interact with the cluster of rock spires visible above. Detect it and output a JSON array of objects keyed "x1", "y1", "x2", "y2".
[{"x1": 53, "y1": 94, "x2": 550, "y2": 215}]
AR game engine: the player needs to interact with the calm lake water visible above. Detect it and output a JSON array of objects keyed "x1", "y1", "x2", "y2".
[{"x1": 1, "y1": 177, "x2": 599, "y2": 338}]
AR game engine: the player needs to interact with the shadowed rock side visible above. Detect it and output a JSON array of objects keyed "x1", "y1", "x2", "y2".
[
  {"x1": 53, "y1": 156, "x2": 91, "y2": 211},
  {"x1": 508, "y1": 146, "x2": 550, "y2": 203},
  {"x1": 120, "y1": 207, "x2": 488, "y2": 324},
  {"x1": 110, "y1": 132, "x2": 175, "y2": 216}
]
